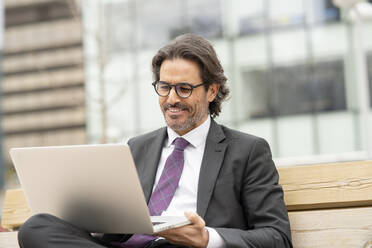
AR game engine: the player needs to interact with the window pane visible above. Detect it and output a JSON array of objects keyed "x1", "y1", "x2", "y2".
[
  {"x1": 368, "y1": 53, "x2": 372, "y2": 107},
  {"x1": 242, "y1": 59, "x2": 346, "y2": 118},
  {"x1": 186, "y1": 0, "x2": 222, "y2": 39},
  {"x1": 269, "y1": 0, "x2": 305, "y2": 27},
  {"x1": 235, "y1": 0, "x2": 265, "y2": 35}
]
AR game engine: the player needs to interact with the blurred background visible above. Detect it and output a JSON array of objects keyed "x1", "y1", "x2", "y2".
[{"x1": 0, "y1": 0, "x2": 372, "y2": 208}]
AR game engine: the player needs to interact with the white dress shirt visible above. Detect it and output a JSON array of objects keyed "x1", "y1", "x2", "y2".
[{"x1": 152, "y1": 116, "x2": 225, "y2": 248}]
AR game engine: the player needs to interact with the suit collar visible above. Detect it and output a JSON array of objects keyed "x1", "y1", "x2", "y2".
[
  {"x1": 197, "y1": 119, "x2": 227, "y2": 218},
  {"x1": 204, "y1": 118, "x2": 225, "y2": 143}
]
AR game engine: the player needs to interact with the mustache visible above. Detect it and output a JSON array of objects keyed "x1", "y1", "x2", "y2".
[{"x1": 163, "y1": 102, "x2": 190, "y2": 111}]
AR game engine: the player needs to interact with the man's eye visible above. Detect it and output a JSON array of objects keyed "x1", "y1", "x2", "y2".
[
  {"x1": 179, "y1": 87, "x2": 191, "y2": 92},
  {"x1": 160, "y1": 85, "x2": 170, "y2": 90}
]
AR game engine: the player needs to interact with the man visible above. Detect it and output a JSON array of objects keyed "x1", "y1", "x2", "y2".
[{"x1": 18, "y1": 34, "x2": 292, "y2": 248}]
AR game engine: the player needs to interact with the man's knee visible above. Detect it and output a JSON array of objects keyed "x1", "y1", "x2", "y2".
[{"x1": 18, "y1": 213, "x2": 58, "y2": 247}]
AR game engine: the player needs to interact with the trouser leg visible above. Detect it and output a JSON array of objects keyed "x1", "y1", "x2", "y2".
[{"x1": 18, "y1": 213, "x2": 113, "y2": 248}]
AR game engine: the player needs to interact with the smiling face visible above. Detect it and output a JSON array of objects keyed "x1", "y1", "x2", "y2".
[{"x1": 158, "y1": 58, "x2": 219, "y2": 136}]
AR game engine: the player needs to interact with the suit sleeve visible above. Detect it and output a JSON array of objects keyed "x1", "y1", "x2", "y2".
[{"x1": 214, "y1": 138, "x2": 292, "y2": 248}]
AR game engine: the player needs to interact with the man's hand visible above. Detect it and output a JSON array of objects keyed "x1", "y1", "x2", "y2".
[{"x1": 155, "y1": 211, "x2": 209, "y2": 248}]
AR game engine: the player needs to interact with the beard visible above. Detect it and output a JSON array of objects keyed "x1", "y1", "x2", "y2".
[{"x1": 162, "y1": 102, "x2": 208, "y2": 132}]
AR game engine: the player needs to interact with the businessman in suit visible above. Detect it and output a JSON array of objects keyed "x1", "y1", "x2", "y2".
[{"x1": 18, "y1": 34, "x2": 292, "y2": 248}]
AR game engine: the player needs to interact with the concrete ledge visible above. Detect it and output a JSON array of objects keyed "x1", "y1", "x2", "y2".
[{"x1": 0, "y1": 231, "x2": 19, "y2": 248}]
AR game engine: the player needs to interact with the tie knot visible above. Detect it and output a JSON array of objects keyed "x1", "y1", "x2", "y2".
[{"x1": 173, "y1": 137, "x2": 189, "y2": 151}]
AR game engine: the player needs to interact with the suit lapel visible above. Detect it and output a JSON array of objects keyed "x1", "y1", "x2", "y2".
[
  {"x1": 197, "y1": 120, "x2": 227, "y2": 218},
  {"x1": 139, "y1": 127, "x2": 167, "y2": 203}
]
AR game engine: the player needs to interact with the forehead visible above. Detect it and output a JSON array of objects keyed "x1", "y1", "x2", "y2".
[{"x1": 159, "y1": 58, "x2": 201, "y2": 83}]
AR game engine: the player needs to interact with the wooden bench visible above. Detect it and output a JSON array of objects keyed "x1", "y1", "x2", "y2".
[{"x1": 1, "y1": 160, "x2": 372, "y2": 248}]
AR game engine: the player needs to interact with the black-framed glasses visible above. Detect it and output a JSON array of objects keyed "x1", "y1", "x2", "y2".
[{"x1": 152, "y1": 81, "x2": 204, "y2": 98}]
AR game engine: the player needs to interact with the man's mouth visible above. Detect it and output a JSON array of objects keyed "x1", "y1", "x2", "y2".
[
  {"x1": 163, "y1": 103, "x2": 189, "y2": 114},
  {"x1": 167, "y1": 107, "x2": 185, "y2": 113}
]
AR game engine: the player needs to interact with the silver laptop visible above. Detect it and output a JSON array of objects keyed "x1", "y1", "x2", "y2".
[{"x1": 10, "y1": 144, "x2": 190, "y2": 234}]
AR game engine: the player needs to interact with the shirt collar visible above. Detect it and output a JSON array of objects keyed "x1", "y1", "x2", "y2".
[{"x1": 166, "y1": 115, "x2": 211, "y2": 148}]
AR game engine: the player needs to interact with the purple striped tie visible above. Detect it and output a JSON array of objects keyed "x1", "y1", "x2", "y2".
[{"x1": 116, "y1": 138, "x2": 189, "y2": 248}]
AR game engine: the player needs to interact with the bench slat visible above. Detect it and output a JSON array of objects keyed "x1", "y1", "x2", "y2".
[
  {"x1": 2, "y1": 208, "x2": 372, "y2": 248},
  {"x1": 289, "y1": 206, "x2": 372, "y2": 248},
  {"x1": 278, "y1": 161, "x2": 372, "y2": 210},
  {"x1": 1, "y1": 189, "x2": 31, "y2": 231}
]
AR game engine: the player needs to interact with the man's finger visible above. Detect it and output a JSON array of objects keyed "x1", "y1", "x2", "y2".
[
  {"x1": 184, "y1": 211, "x2": 205, "y2": 227},
  {"x1": 184, "y1": 211, "x2": 197, "y2": 223}
]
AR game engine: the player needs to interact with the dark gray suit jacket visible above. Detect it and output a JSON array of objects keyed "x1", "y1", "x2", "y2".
[{"x1": 128, "y1": 119, "x2": 292, "y2": 248}]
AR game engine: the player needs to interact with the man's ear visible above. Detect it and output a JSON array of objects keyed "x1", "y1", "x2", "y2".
[{"x1": 207, "y1": 83, "x2": 220, "y2": 103}]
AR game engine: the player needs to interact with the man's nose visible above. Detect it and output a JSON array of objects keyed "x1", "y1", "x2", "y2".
[{"x1": 166, "y1": 87, "x2": 180, "y2": 104}]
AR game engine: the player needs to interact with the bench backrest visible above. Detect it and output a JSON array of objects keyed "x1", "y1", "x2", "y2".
[
  {"x1": 278, "y1": 161, "x2": 372, "y2": 248},
  {"x1": 2, "y1": 161, "x2": 372, "y2": 247}
]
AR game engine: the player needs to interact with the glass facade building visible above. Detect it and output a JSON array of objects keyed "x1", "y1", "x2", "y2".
[
  {"x1": 1, "y1": 0, "x2": 86, "y2": 190},
  {"x1": 83, "y1": 0, "x2": 372, "y2": 165}
]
